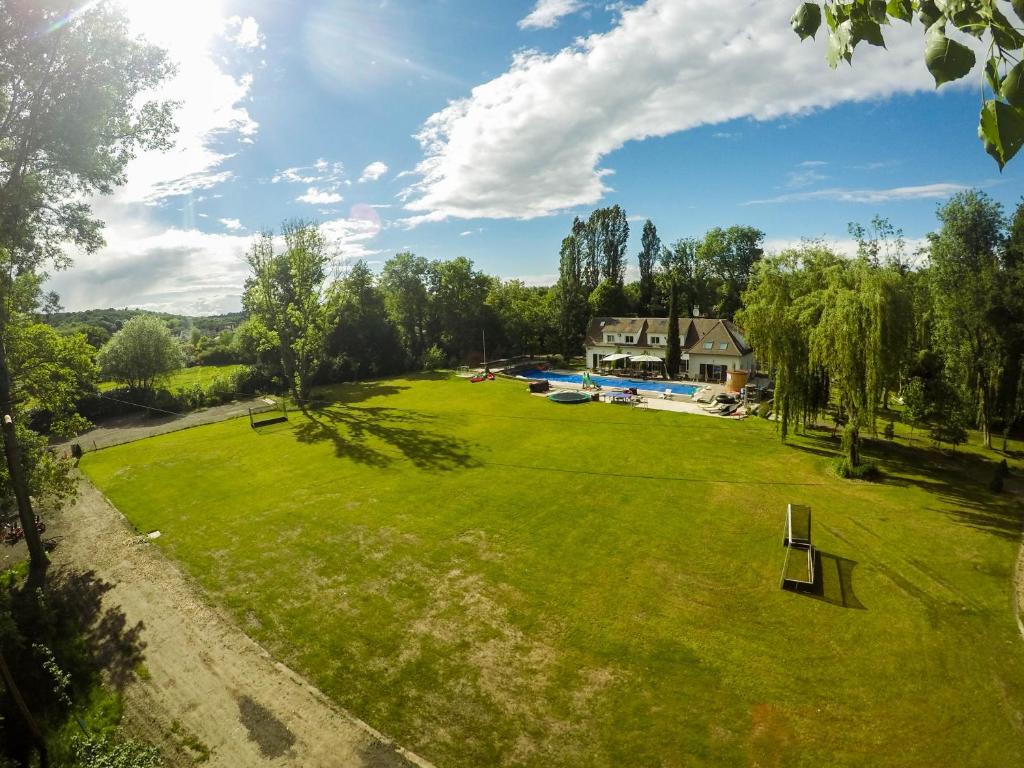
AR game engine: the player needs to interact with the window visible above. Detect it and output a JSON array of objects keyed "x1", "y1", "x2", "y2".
[
  {"x1": 719, "y1": 342, "x2": 728, "y2": 350},
  {"x1": 625, "y1": 335, "x2": 635, "y2": 343},
  {"x1": 703, "y1": 341, "x2": 713, "y2": 350},
  {"x1": 606, "y1": 334, "x2": 615, "y2": 342},
  {"x1": 650, "y1": 336, "x2": 660, "y2": 344}
]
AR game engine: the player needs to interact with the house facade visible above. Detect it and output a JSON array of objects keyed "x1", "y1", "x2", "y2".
[{"x1": 584, "y1": 316, "x2": 754, "y2": 381}]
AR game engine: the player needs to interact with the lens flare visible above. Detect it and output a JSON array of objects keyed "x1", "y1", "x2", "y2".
[{"x1": 44, "y1": 0, "x2": 103, "y2": 34}]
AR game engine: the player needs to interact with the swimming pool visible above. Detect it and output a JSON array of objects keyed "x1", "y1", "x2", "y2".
[{"x1": 518, "y1": 369, "x2": 700, "y2": 397}]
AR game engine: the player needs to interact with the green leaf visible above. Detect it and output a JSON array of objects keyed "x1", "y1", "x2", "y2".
[
  {"x1": 1003, "y1": 61, "x2": 1024, "y2": 108},
  {"x1": 791, "y1": 2, "x2": 822, "y2": 40},
  {"x1": 851, "y1": 17, "x2": 886, "y2": 47},
  {"x1": 826, "y1": 21, "x2": 854, "y2": 68},
  {"x1": 918, "y1": 0, "x2": 942, "y2": 29},
  {"x1": 978, "y1": 99, "x2": 1024, "y2": 169},
  {"x1": 824, "y1": 3, "x2": 837, "y2": 31},
  {"x1": 868, "y1": 0, "x2": 889, "y2": 24},
  {"x1": 1014, "y1": 0, "x2": 1024, "y2": 24},
  {"x1": 886, "y1": 0, "x2": 913, "y2": 22},
  {"x1": 924, "y1": 26, "x2": 976, "y2": 86},
  {"x1": 950, "y1": 7, "x2": 986, "y2": 38},
  {"x1": 990, "y1": 6, "x2": 1024, "y2": 50},
  {"x1": 986, "y1": 56, "x2": 1004, "y2": 94}
]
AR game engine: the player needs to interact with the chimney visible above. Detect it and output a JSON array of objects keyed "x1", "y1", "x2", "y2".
[{"x1": 692, "y1": 305, "x2": 700, "y2": 317}]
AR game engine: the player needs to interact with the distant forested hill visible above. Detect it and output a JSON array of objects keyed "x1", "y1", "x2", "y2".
[{"x1": 46, "y1": 308, "x2": 245, "y2": 348}]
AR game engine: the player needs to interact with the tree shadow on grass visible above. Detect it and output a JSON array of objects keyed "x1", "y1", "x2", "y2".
[
  {"x1": 311, "y1": 379, "x2": 411, "y2": 406},
  {"x1": 787, "y1": 430, "x2": 1023, "y2": 541},
  {"x1": 783, "y1": 550, "x2": 865, "y2": 610},
  {"x1": 294, "y1": 403, "x2": 478, "y2": 472},
  {"x1": 44, "y1": 567, "x2": 147, "y2": 689}
]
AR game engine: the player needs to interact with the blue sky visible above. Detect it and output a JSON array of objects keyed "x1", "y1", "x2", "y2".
[{"x1": 49, "y1": 0, "x2": 1024, "y2": 313}]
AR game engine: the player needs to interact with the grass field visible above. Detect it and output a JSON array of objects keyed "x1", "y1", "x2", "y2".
[
  {"x1": 98, "y1": 364, "x2": 244, "y2": 393},
  {"x1": 81, "y1": 374, "x2": 1024, "y2": 767}
]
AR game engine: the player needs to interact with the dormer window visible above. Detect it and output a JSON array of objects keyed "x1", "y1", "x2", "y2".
[
  {"x1": 625, "y1": 335, "x2": 635, "y2": 343},
  {"x1": 703, "y1": 341, "x2": 713, "y2": 350},
  {"x1": 650, "y1": 336, "x2": 660, "y2": 344},
  {"x1": 718, "y1": 342, "x2": 728, "y2": 350},
  {"x1": 605, "y1": 334, "x2": 614, "y2": 342}
]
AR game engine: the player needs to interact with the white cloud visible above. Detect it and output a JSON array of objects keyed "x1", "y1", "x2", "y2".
[
  {"x1": 112, "y1": 0, "x2": 260, "y2": 203},
  {"x1": 744, "y1": 182, "x2": 969, "y2": 205},
  {"x1": 519, "y1": 0, "x2": 586, "y2": 29},
  {"x1": 403, "y1": 0, "x2": 956, "y2": 223},
  {"x1": 296, "y1": 188, "x2": 344, "y2": 205},
  {"x1": 226, "y1": 15, "x2": 263, "y2": 49},
  {"x1": 46, "y1": 203, "x2": 384, "y2": 314},
  {"x1": 219, "y1": 217, "x2": 243, "y2": 230},
  {"x1": 272, "y1": 167, "x2": 320, "y2": 185},
  {"x1": 358, "y1": 161, "x2": 389, "y2": 183},
  {"x1": 763, "y1": 236, "x2": 930, "y2": 265}
]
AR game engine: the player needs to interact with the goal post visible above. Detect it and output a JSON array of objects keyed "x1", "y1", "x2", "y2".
[{"x1": 249, "y1": 397, "x2": 288, "y2": 429}]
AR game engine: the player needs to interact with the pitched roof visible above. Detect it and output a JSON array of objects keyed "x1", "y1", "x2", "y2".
[
  {"x1": 585, "y1": 317, "x2": 647, "y2": 345},
  {"x1": 585, "y1": 316, "x2": 753, "y2": 355}
]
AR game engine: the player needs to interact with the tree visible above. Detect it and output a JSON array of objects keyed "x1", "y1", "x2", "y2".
[
  {"x1": 380, "y1": 251, "x2": 431, "y2": 363},
  {"x1": 739, "y1": 246, "x2": 839, "y2": 441},
  {"x1": 243, "y1": 221, "x2": 331, "y2": 405},
  {"x1": 638, "y1": 220, "x2": 660, "y2": 315},
  {"x1": 588, "y1": 278, "x2": 629, "y2": 317},
  {"x1": 0, "y1": 0, "x2": 175, "y2": 581},
  {"x1": 555, "y1": 225, "x2": 589, "y2": 358},
  {"x1": 427, "y1": 257, "x2": 491, "y2": 363},
  {"x1": 928, "y1": 191, "x2": 1009, "y2": 448},
  {"x1": 790, "y1": 1, "x2": 1024, "y2": 167},
  {"x1": 324, "y1": 261, "x2": 405, "y2": 379},
  {"x1": 698, "y1": 226, "x2": 764, "y2": 319},
  {"x1": 665, "y1": 281, "x2": 681, "y2": 378},
  {"x1": 661, "y1": 238, "x2": 713, "y2": 318},
  {"x1": 486, "y1": 280, "x2": 553, "y2": 357},
  {"x1": 96, "y1": 315, "x2": 182, "y2": 391}
]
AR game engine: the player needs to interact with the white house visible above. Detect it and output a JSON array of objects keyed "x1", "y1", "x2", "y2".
[{"x1": 584, "y1": 316, "x2": 754, "y2": 381}]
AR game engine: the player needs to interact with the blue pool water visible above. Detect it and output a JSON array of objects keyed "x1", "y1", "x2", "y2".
[{"x1": 519, "y1": 369, "x2": 700, "y2": 397}]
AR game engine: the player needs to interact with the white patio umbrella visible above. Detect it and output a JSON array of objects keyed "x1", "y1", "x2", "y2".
[
  {"x1": 600, "y1": 352, "x2": 630, "y2": 371},
  {"x1": 629, "y1": 353, "x2": 666, "y2": 377}
]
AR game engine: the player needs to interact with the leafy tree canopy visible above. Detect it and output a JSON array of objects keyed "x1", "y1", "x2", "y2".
[
  {"x1": 96, "y1": 314, "x2": 183, "y2": 391},
  {"x1": 792, "y1": 1, "x2": 1024, "y2": 167}
]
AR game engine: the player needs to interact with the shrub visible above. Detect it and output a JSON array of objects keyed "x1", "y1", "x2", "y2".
[
  {"x1": 883, "y1": 422, "x2": 895, "y2": 440},
  {"x1": 205, "y1": 375, "x2": 235, "y2": 404},
  {"x1": 834, "y1": 458, "x2": 880, "y2": 480},
  {"x1": 178, "y1": 383, "x2": 207, "y2": 411},
  {"x1": 422, "y1": 345, "x2": 446, "y2": 371},
  {"x1": 547, "y1": 354, "x2": 566, "y2": 369}
]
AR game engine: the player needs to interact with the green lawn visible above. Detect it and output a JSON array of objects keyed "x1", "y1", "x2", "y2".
[
  {"x1": 80, "y1": 374, "x2": 1024, "y2": 767},
  {"x1": 99, "y1": 364, "x2": 244, "y2": 393}
]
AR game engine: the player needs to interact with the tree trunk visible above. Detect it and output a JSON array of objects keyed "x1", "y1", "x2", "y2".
[
  {"x1": 0, "y1": 339, "x2": 46, "y2": 583},
  {"x1": 0, "y1": 649, "x2": 49, "y2": 767},
  {"x1": 979, "y1": 379, "x2": 993, "y2": 449}
]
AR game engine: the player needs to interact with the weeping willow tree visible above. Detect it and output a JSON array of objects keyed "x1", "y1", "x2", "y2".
[
  {"x1": 740, "y1": 246, "x2": 913, "y2": 467},
  {"x1": 737, "y1": 247, "x2": 827, "y2": 440}
]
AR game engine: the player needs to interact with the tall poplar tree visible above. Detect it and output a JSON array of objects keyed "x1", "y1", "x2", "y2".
[
  {"x1": 555, "y1": 224, "x2": 589, "y2": 358},
  {"x1": 638, "y1": 220, "x2": 659, "y2": 315}
]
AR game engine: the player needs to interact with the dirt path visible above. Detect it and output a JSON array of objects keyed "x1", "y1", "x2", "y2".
[{"x1": 50, "y1": 478, "x2": 434, "y2": 767}]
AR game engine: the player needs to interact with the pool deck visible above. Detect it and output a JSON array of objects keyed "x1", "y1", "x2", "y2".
[{"x1": 523, "y1": 377, "x2": 744, "y2": 419}]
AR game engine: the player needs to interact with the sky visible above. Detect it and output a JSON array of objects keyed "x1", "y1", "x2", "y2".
[{"x1": 47, "y1": 0, "x2": 1024, "y2": 315}]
